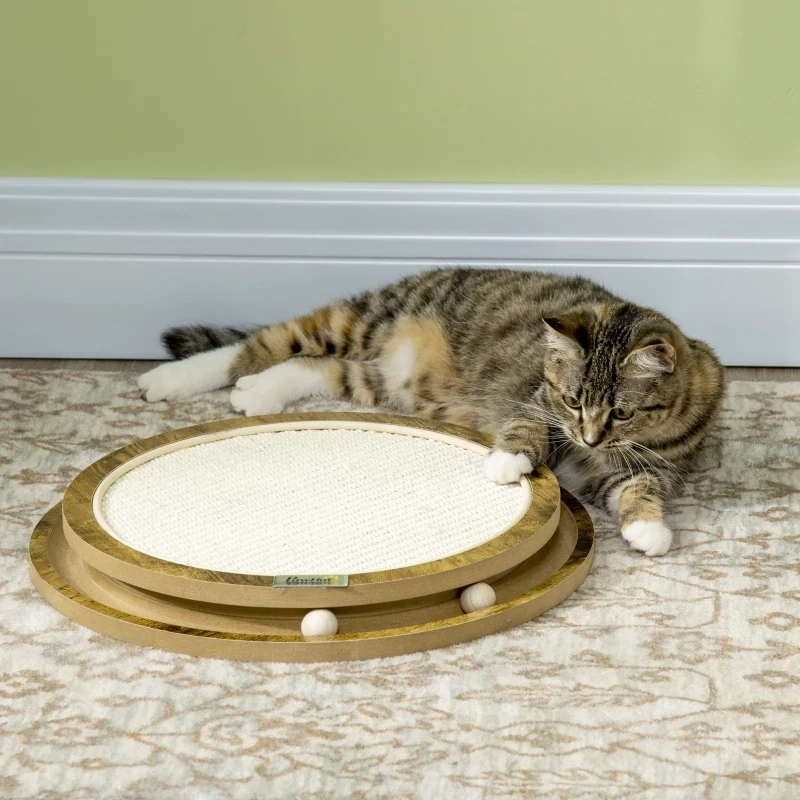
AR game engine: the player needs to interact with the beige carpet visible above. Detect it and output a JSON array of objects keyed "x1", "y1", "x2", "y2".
[{"x1": 1, "y1": 370, "x2": 799, "y2": 800}]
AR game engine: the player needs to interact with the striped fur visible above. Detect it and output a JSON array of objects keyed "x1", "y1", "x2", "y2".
[
  {"x1": 142, "y1": 268, "x2": 725, "y2": 554},
  {"x1": 162, "y1": 325, "x2": 251, "y2": 360}
]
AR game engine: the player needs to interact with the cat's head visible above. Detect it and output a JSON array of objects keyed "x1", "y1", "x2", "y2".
[{"x1": 541, "y1": 303, "x2": 684, "y2": 451}]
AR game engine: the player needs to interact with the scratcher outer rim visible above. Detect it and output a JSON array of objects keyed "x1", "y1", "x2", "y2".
[{"x1": 61, "y1": 413, "x2": 561, "y2": 607}]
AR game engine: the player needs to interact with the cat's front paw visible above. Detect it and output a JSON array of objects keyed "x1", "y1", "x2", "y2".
[
  {"x1": 621, "y1": 520, "x2": 673, "y2": 556},
  {"x1": 483, "y1": 450, "x2": 533, "y2": 484}
]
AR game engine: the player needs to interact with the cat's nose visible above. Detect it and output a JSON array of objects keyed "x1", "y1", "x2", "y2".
[{"x1": 582, "y1": 431, "x2": 604, "y2": 447}]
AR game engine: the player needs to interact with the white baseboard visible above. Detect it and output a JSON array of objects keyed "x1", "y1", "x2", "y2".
[{"x1": 1, "y1": 178, "x2": 799, "y2": 365}]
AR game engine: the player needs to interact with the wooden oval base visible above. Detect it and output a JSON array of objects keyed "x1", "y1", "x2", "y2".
[{"x1": 29, "y1": 490, "x2": 593, "y2": 662}]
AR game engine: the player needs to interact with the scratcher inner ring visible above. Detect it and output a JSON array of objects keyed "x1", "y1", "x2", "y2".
[{"x1": 98, "y1": 428, "x2": 529, "y2": 575}]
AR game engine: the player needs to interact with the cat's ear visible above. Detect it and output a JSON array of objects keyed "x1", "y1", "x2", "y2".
[
  {"x1": 623, "y1": 337, "x2": 677, "y2": 376},
  {"x1": 542, "y1": 311, "x2": 592, "y2": 355}
]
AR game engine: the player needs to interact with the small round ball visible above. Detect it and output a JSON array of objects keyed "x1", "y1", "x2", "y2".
[
  {"x1": 460, "y1": 582, "x2": 497, "y2": 614},
  {"x1": 301, "y1": 609, "x2": 339, "y2": 637}
]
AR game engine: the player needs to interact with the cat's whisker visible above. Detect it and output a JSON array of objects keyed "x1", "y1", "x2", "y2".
[
  {"x1": 610, "y1": 449, "x2": 626, "y2": 483},
  {"x1": 624, "y1": 439, "x2": 676, "y2": 467},
  {"x1": 622, "y1": 439, "x2": 687, "y2": 489},
  {"x1": 506, "y1": 406, "x2": 565, "y2": 425},
  {"x1": 460, "y1": 395, "x2": 567, "y2": 428},
  {"x1": 633, "y1": 449, "x2": 681, "y2": 493},
  {"x1": 501, "y1": 397, "x2": 559, "y2": 414},
  {"x1": 620, "y1": 444, "x2": 652, "y2": 492},
  {"x1": 617, "y1": 446, "x2": 636, "y2": 488},
  {"x1": 547, "y1": 437, "x2": 574, "y2": 464}
]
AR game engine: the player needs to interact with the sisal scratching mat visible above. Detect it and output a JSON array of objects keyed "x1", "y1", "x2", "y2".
[{"x1": 29, "y1": 413, "x2": 594, "y2": 662}]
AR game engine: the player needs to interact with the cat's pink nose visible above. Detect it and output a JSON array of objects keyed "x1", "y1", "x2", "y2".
[{"x1": 582, "y1": 431, "x2": 604, "y2": 447}]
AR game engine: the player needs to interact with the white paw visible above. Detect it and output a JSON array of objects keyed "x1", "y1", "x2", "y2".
[
  {"x1": 138, "y1": 362, "x2": 197, "y2": 402},
  {"x1": 483, "y1": 450, "x2": 533, "y2": 484},
  {"x1": 230, "y1": 375, "x2": 286, "y2": 416},
  {"x1": 138, "y1": 345, "x2": 238, "y2": 402},
  {"x1": 234, "y1": 374, "x2": 261, "y2": 390},
  {"x1": 621, "y1": 520, "x2": 673, "y2": 557},
  {"x1": 230, "y1": 362, "x2": 332, "y2": 417}
]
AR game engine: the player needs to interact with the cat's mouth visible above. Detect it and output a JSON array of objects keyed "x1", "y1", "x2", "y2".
[{"x1": 576, "y1": 433, "x2": 621, "y2": 452}]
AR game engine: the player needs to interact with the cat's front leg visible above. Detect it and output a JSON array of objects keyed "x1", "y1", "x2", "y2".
[
  {"x1": 483, "y1": 419, "x2": 548, "y2": 485},
  {"x1": 611, "y1": 473, "x2": 673, "y2": 556}
]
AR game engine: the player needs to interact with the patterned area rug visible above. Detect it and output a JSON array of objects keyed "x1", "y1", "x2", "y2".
[{"x1": 1, "y1": 370, "x2": 798, "y2": 800}]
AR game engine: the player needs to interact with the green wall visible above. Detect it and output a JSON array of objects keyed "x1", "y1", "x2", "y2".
[{"x1": 1, "y1": 0, "x2": 798, "y2": 184}]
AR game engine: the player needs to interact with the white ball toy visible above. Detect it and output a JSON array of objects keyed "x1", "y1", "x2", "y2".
[
  {"x1": 301, "y1": 609, "x2": 339, "y2": 637},
  {"x1": 460, "y1": 582, "x2": 497, "y2": 614}
]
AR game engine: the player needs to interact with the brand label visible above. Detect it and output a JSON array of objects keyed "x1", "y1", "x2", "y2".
[{"x1": 273, "y1": 574, "x2": 349, "y2": 588}]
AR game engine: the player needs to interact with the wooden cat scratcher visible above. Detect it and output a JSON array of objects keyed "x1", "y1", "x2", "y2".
[{"x1": 28, "y1": 413, "x2": 594, "y2": 662}]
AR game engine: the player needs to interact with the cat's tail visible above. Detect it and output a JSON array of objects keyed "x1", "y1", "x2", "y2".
[{"x1": 161, "y1": 325, "x2": 253, "y2": 360}]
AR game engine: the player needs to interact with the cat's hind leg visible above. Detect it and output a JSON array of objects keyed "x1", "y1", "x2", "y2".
[
  {"x1": 139, "y1": 303, "x2": 357, "y2": 403},
  {"x1": 229, "y1": 357, "x2": 348, "y2": 416},
  {"x1": 229, "y1": 304, "x2": 357, "y2": 381},
  {"x1": 230, "y1": 355, "x2": 396, "y2": 416}
]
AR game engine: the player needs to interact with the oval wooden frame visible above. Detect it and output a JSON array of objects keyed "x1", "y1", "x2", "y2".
[
  {"x1": 30, "y1": 491, "x2": 594, "y2": 663},
  {"x1": 61, "y1": 413, "x2": 561, "y2": 607}
]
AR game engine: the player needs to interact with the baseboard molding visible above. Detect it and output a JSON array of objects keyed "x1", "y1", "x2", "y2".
[
  {"x1": 4, "y1": 178, "x2": 800, "y2": 262},
  {"x1": 1, "y1": 178, "x2": 799, "y2": 364}
]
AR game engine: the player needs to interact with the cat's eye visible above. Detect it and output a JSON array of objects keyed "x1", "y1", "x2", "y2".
[
  {"x1": 612, "y1": 407, "x2": 634, "y2": 421},
  {"x1": 563, "y1": 395, "x2": 581, "y2": 409}
]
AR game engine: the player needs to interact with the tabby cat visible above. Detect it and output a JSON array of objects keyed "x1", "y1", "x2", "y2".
[{"x1": 139, "y1": 267, "x2": 725, "y2": 556}]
